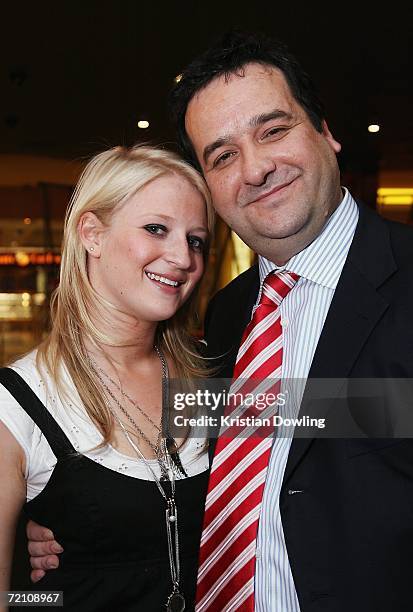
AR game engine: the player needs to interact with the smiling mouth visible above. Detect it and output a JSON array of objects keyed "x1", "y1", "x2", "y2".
[
  {"x1": 251, "y1": 178, "x2": 297, "y2": 204},
  {"x1": 145, "y1": 271, "x2": 183, "y2": 287}
]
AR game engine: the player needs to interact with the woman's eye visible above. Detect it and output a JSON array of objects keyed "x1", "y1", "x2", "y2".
[
  {"x1": 144, "y1": 224, "x2": 167, "y2": 235},
  {"x1": 188, "y1": 235, "x2": 205, "y2": 252}
]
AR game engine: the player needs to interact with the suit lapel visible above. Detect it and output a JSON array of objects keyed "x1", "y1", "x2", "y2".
[
  {"x1": 283, "y1": 204, "x2": 397, "y2": 483},
  {"x1": 208, "y1": 267, "x2": 260, "y2": 463},
  {"x1": 218, "y1": 267, "x2": 260, "y2": 378}
]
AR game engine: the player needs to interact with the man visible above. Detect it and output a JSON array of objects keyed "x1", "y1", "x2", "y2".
[{"x1": 27, "y1": 30, "x2": 413, "y2": 612}]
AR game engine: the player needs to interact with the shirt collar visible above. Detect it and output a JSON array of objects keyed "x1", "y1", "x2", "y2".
[{"x1": 258, "y1": 188, "x2": 359, "y2": 291}]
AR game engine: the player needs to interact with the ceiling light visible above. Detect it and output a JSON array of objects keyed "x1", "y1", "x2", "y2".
[
  {"x1": 368, "y1": 124, "x2": 380, "y2": 133},
  {"x1": 138, "y1": 120, "x2": 149, "y2": 129}
]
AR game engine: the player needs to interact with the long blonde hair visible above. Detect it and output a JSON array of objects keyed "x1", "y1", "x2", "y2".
[{"x1": 37, "y1": 144, "x2": 214, "y2": 445}]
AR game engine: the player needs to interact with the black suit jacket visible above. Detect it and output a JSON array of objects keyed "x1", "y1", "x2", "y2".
[{"x1": 204, "y1": 203, "x2": 413, "y2": 612}]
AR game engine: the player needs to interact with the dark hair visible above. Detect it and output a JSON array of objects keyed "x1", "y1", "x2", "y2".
[{"x1": 168, "y1": 29, "x2": 325, "y2": 170}]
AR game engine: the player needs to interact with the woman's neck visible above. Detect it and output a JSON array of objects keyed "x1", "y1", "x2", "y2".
[{"x1": 86, "y1": 306, "x2": 160, "y2": 371}]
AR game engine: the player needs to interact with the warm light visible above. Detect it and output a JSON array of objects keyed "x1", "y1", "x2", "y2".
[
  {"x1": 33, "y1": 293, "x2": 46, "y2": 306},
  {"x1": 377, "y1": 188, "x2": 413, "y2": 196},
  {"x1": 15, "y1": 251, "x2": 30, "y2": 267},
  {"x1": 368, "y1": 124, "x2": 380, "y2": 133},
  {"x1": 380, "y1": 195, "x2": 413, "y2": 205},
  {"x1": 377, "y1": 188, "x2": 413, "y2": 206},
  {"x1": 22, "y1": 295, "x2": 30, "y2": 308},
  {"x1": 138, "y1": 120, "x2": 149, "y2": 129},
  {"x1": 231, "y1": 232, "x2": 255, "y2": 278},
  {"x1": 0, "y1": 251, "x2": 61, "y2": 266},
  {"x1": 0, "y1": 255, "x2": 15, "y2": 265},
  {"x1": 23, "y1": 217, "x2": 32, "y2": 225},
  {"x1": 174, "y1": 74, "x2": 182, "y2": 83}
]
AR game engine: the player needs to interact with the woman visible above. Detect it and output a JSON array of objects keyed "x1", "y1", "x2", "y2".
[{"x1": 0, "y1": 145, "x2": 214, "y2": 611}]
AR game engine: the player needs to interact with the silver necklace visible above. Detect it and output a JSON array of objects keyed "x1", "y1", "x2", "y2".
[
  {"x1": 93, "y1": 372, "x2": 168, "y2": 476},
  {"x1": 90, "y1": 347, "x2": 187, "y2": 479},
  {"x1": 92, "y1": 360, "x2": 161, "y2": 433},
  {"x1": 109, "y1": 406, "x2": 186, "y2": 611},
  {"x1": 154, "y1": 345, "x2": 188, "y2": 479}
]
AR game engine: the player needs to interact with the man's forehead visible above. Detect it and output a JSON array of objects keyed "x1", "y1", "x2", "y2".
[
  {"x1": 191, "y1": 62, "x2": 284, "y2": 103},
  {"x1": 185, "y1": 62, "x2": 294, "y2": 143},
  {"x1": 186, "y1": 64, "x2": 294, "y2": 131}
]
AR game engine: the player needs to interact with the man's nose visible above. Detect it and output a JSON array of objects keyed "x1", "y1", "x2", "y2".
[{"x1": 241, "y1": 146, "x2": 276, "y2": 186}]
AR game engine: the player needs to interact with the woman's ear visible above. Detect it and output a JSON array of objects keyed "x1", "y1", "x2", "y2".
[{"x1": 78, "y1": 212, "x2": 105, "y2": 257}]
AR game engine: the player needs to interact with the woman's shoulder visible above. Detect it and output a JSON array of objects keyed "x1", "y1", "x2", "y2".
[
  {"x1": 5, "y1": 348, "x2": 41, "y2": 384},
  {"x1": 2, "y1": 349, "x2": 59, "y2": 407},
  {"x1": 1, "y1": 349, "x2": 45, "y2": 397},
  {"x1": 0, "y1": 350, "x2": 42, "y2": 475}
]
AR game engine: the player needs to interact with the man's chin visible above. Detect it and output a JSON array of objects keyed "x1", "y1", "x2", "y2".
[{"x1": 251, "y1": 221, "x2": 306, "y2": 242}]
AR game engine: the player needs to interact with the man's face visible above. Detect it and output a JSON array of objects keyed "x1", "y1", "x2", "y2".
[{"x1": 185, "y1": 62, "x2": 343, "y2": 264}]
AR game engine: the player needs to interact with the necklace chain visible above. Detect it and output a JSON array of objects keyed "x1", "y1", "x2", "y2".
[
  {"x1": 89, "y1": 347, "x2": 187, "y2": 479},
  {"x1": 94, "y1": 349, "x2": 185, "y2": 612},
  {"x1": 89, "y1": 348, "x2": 169, "y2": 476},
  {"x1": 92, "y1": 361, "x2": 161, "y2": 433},
  {"x1": 99, "y1": 375, "x2": 162, "y2": 453}
]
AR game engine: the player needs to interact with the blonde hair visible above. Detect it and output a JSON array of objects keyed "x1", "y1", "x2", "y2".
[{"x1": 37, "y1": 144, "x2": 214, "y2": 445}]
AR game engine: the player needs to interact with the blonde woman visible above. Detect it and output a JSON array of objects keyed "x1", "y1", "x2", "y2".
[{"x1": 0, "y1": 145, "x2": 214, "y2": 611}]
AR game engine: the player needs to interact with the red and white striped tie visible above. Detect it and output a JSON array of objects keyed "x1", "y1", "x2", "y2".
[{"x1": 196, "y1": 270, "x2": 299, "y2": 611}]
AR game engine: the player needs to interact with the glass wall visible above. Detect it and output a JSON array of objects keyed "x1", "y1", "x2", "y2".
[{"x1": 0, "y1": 250, "x2": 60, "y2": 364}]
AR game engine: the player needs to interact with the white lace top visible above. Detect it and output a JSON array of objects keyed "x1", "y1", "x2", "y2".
[{"x1": 0, "y1": 351, "x2": 209, "y2": 501}]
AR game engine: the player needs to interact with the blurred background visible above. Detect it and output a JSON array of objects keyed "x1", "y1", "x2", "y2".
[{"x1": 1, "y1": 1, "x2": 413, "y2": 365}]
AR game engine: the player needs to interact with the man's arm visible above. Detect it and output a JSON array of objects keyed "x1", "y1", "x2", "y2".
[{"x1": 26, "y1": 521, "x2": 63, "y2": 582}]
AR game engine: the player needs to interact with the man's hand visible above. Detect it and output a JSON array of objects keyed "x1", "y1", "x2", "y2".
[{"x1": 26, "y1": 520, "x2": 63, "y2": 583}]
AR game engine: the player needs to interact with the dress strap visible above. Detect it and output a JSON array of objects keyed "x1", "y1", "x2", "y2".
[{"x1": 0, "y1": 367, "x2": 77, "y2": 458}]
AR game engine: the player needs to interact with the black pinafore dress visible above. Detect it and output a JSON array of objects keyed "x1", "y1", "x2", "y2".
[{"x1": 1, "y1": 368, "x2": 209, "y2": 612}]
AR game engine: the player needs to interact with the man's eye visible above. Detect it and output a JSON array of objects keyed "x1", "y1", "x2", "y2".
[
  {"x1": 212, "y1": 151, "x2": 236, "y2": 168},
  {"x1": 188, "y1": 235, "x2": 205, "y2": 252},
  {"x1": 144, "y1": 224, "x2": 167, "y2": 235},
  {"x1": 263, "y1": 127, "x2": 287, "y2": 139}
]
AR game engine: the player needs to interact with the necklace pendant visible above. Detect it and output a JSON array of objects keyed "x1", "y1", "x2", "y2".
[
  {"x1": 158, "y1": 461, "x2": 169, "y2": 481},
  {"x1": 166, "y1": 588, "x2": 185, "y2": 612},
  {"x1": 166, "y1": 436, "x2": 178, "y2": 455},
  {"x1": 159, "y1": 469, "x2": 170, "y2": 482},
  {"x1": 165, "y1": 438, "x2": 188, "y2": 478},
  {"x1": 166, "y1": 501, "x2": 177, "y2": 523}
]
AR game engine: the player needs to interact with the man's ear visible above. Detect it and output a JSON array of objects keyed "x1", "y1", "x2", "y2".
[
  {"x1": 322, "y1": 120, "x2": 342, "y2": 154},
  {"x1": 78, "y1": 212, "x2": 105, "y2": 257}
]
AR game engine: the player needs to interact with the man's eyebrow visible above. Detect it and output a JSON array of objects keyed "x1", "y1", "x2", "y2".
[
  {"x1": 249, "y1": 109, "x2": 293, "y2": 128},
  {"x1": 203, "y1": 136, "x2": 232, "y2": 166},
  {"x1": 202, "y1": 109, "x2": 293, "y2": 165}
]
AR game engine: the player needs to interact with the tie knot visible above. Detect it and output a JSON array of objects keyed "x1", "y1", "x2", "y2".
[{"x1": 260, "y1": 271, "x2": 300, "y2": 307}]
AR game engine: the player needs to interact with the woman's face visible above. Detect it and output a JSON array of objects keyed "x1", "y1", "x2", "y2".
[{"x1": 89, "y1": 172, "x2": 208, "y2": 324}]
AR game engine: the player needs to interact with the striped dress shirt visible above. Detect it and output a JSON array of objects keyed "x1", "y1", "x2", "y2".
[{"x1": 253, "y1": 189, "x2": 359, "y2": 611}]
